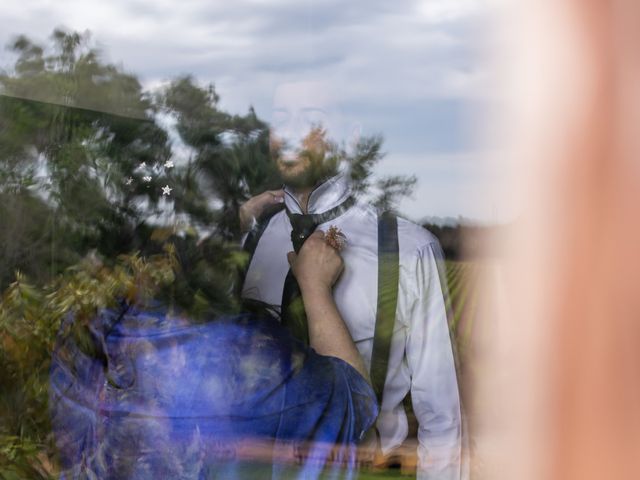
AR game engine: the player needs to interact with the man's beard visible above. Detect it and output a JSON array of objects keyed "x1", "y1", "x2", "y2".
[{"x1": 275, "y1": 149, "x2": 340, "y2": 189}]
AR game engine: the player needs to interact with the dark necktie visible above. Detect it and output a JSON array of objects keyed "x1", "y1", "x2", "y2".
[{"x1": 280, "y1": 196, "x2": 355, "y2": 344}]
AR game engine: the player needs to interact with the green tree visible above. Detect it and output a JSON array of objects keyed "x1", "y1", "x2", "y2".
[
  {"x1": 0, "y1": 29, "x2": 175, "y2": 288},
  {"x1": 347, "y1": 134, "x2": 417, "y2": 213},
  {"x1": 0, "y1": 28, "x2": 420, "y2": 478},
  {"x1": 159, "y1": 76, "x2": 280, "y2": 239}
]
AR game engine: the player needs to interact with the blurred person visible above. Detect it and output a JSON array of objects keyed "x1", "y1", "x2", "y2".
[
  {"x1": 240, "y1": 81, "x2": 465, "y2": 479},
  {"x1": 50, "y1": 232, "x2": 378, "y2": 479},
  {"x1": 480, "y1": 0, "x2": 640, "y2": 479}
]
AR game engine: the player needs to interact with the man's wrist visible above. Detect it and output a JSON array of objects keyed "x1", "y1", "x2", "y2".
[{"x1": 298, "y1": 282, "x2": 333, "y2": 300}]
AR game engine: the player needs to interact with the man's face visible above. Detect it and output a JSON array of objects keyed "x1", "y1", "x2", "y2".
[{"x1": 270, "y1": 81, "x2": 341, "y2": 188}]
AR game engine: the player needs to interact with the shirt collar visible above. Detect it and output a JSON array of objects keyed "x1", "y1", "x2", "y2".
[{"x1": 283, "y1": 171, "x2": 353, "y2": 215}]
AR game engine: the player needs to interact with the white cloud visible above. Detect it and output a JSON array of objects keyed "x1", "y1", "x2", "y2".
[
  {"x1": 0, "y1": 0, "x2": 498, "y2": 219},
  {"x1": 376, "y1": 151, "x2": 514, "y2": 222},
  {"x1": 415, "y1": 0, "x2": 488, "y2": 24},
  {"x1": 1, "y1": 0, "x2": 492, "y2": 101}
]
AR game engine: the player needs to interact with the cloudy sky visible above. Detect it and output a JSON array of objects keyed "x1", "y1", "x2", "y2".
[{"x1": 1, "y1": 0, "x2": 506, "y2": 223}]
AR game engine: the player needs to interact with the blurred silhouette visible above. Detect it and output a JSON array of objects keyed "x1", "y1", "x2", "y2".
[{"x1": 476, "y1": 1, "x2": 640, "y2": 479}]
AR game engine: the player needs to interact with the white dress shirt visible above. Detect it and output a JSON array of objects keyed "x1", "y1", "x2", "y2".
[{"x1": 241, "y1": 173, "x2": 464, "y2": 479}]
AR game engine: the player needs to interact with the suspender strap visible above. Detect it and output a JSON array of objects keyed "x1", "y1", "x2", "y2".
[
  {"x1": 241, "y1": 204, "x2": 400, "y2": 407},
  {"x1": 370, "y1": 212, "x2": 400, "y2": 405}
]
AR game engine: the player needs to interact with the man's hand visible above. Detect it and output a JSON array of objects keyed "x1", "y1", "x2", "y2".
[
  {"x1": 287, "y1": 231, "x2": 344, "y2": 294},
  {"x1": 239, "y1": 190, "x2": 285, "y2": 233}
]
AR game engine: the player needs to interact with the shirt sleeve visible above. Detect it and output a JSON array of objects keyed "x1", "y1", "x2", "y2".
[{"x1": 405, "y1": 240, "x2": 466, "y2": 480}]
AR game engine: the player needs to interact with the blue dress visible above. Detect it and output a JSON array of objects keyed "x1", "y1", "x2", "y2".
[{"x1": 50, "y1": 304, "x2": 378, "y2": 479}]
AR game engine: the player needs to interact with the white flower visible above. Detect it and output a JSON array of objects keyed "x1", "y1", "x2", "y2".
[
  {"x1": 164, "y1": 160, "x2": 174, "y2": 169},
  {"x1": 162, "y1": 185, "x2": 172, "y2": 196},
  {"x1": 142, "y1": 176, "x2": 152, "y2": 183}
]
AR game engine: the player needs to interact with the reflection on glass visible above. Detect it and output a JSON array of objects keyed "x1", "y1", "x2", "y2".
[{"x1": 0, "y1": 9, "x2": 479, "y2": 477}]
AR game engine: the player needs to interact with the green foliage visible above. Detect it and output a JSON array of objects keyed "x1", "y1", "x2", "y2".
[
  {"x1": 0, "y1": 241, "x2": 186, "y2": 476},
  {"x1": 349, "y1": 134, "x2": 385, "y2": 196},
  {"x1": 0, "y1": 435, "x2": 53, "y2": 480},
  {"x1": 0, "y1": 29, "x2": 174, "y2": 288},
  {"x1": 159, "y1": 76, "x2": 280, "y2": 239},
  {"x1": 0, "y1": 28, "x2": 415, "y2": 287},
  {"x1": 0, "y1": 27, "x2": 421, "y2": 477},
  {"x1": 3, "y1": 30, "x2": 150, "y2": 119},
  {"x1": 348, "y1": 134, "x2": 416, "y2": 214},
  {"x1": 372, "y1": 174, "x2": 417, "y2": 214}
]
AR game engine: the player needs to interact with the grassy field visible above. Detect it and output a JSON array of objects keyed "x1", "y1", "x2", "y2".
[{"x1": 446, "y1": 260, "x2": 482, "y2": 363}]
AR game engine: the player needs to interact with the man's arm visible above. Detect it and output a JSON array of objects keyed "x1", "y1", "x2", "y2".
[
  {"x1": 238, "y1": 189, "x2": 285, "y2": 247},
  {"x1": 406, "y1": 240, "x2": 465, "y2": 480},
  {"x1": 239, "y1": 189, "x2": 285, "y2": 234},
  {"x1": 288, "y1": 231, "x2": 369, "y2": 379}
]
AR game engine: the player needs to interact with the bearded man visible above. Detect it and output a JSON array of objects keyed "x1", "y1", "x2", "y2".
[{"x1": 239, "y1": 81, "x2": 465, "y2": 480}]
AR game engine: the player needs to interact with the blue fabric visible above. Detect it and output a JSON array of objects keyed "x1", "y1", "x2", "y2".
[{"x1": 50, "y1": 304, "x2": 378, "y2": 479}]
